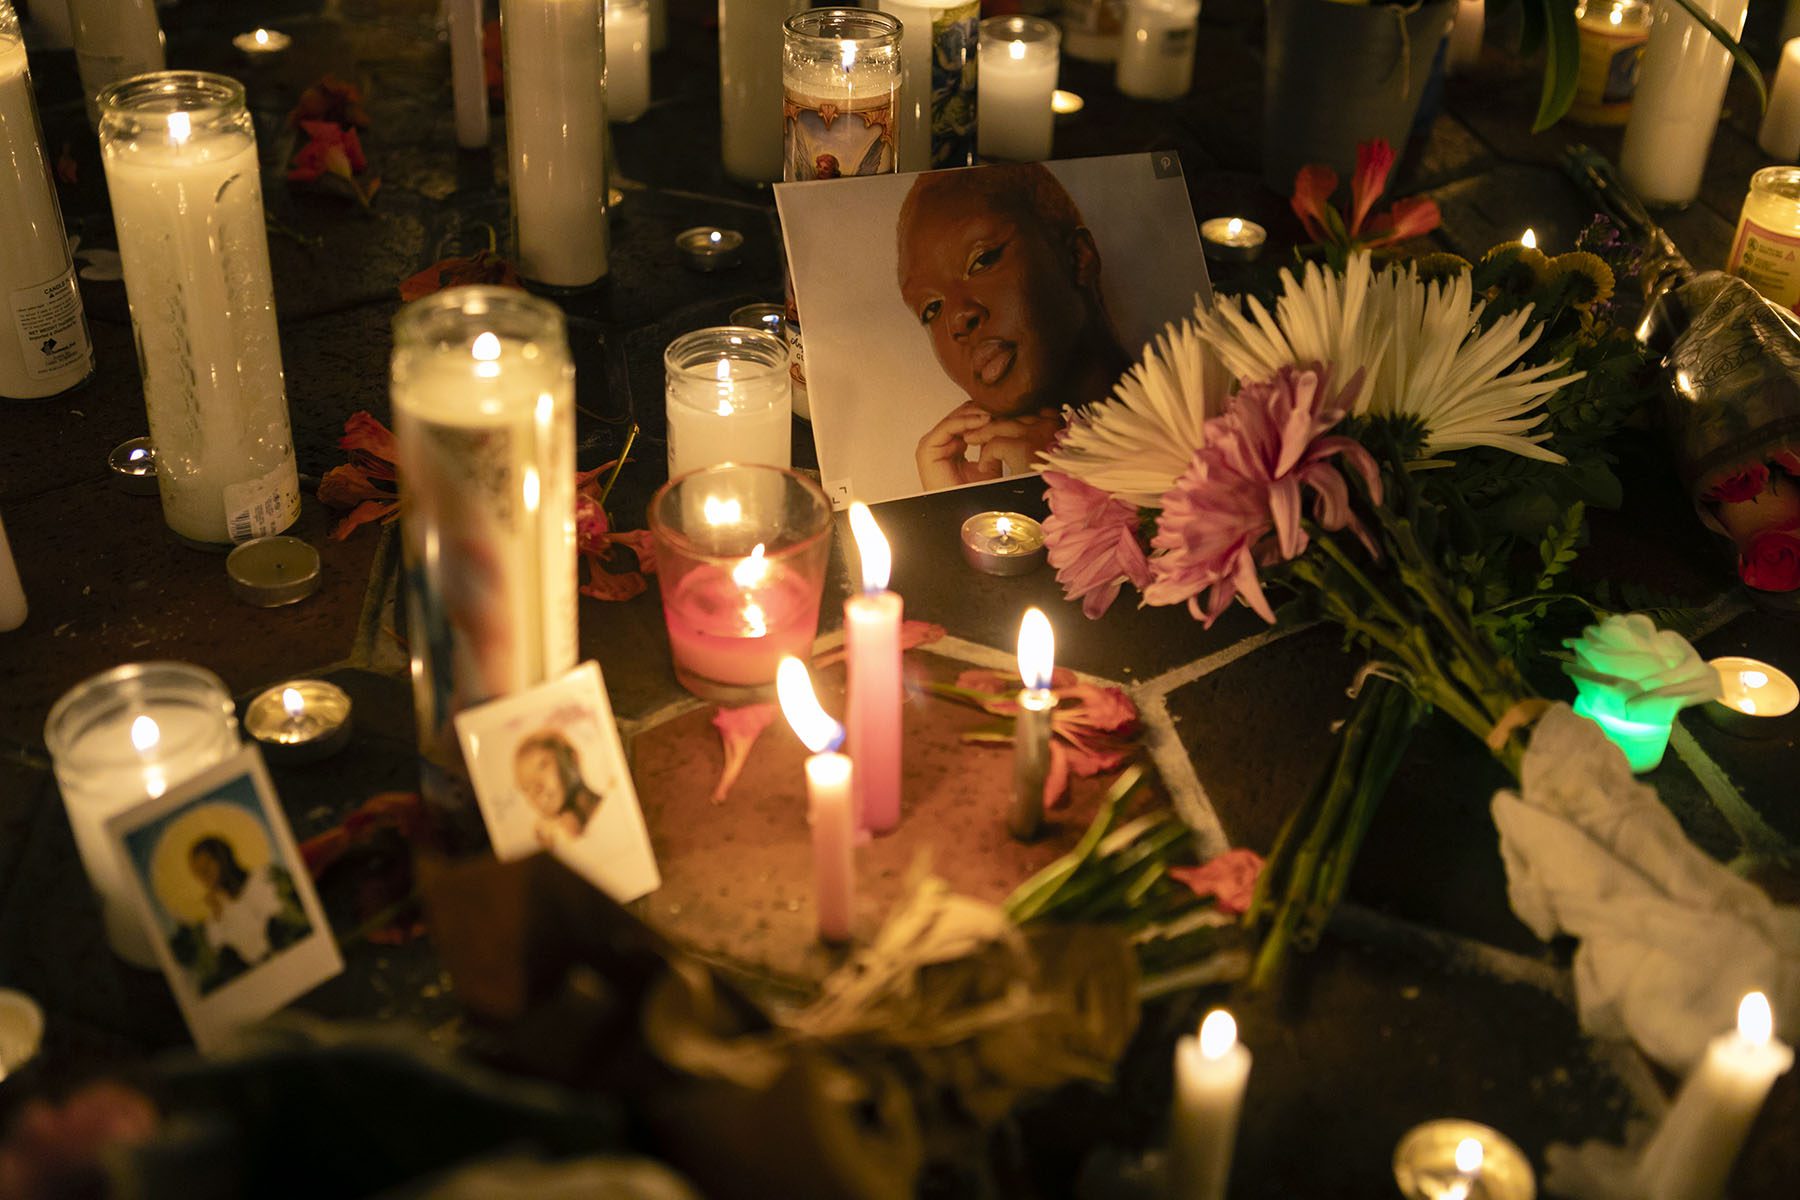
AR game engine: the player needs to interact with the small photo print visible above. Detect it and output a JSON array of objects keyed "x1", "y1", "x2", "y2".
[
  {"x1": 106, "y1": 747, "x2": 342, "y2": 1053},
  {"x1": 455, "y1": 661, "x2": 660, "y2": 905}
]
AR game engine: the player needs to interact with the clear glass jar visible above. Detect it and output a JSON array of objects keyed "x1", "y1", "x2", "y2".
[
  {"x1": 68, "y1": 0, "x2": 164, "y2": 126},
  {"x1": 605, "y1": 0, "x2": 651, "y2": 123},
  {"x1": 782, "y1": 8, "x2": 902, "y2": 181},
  {"x1": 664, "y1": 326, "x2": 792, "y2": 477},
  {"x1": 1568, "y1": 0, "x2": 1652, "y2": 126},
  {"x1": 978, "y1": 16, "x2": 1061, "y2": 163},
  {"x1": 99, "y1": 72, "x2": 299, "y2": 548},
  {"x1": 1726, "y1": 166, "x2": 1800, "y2": 314},
  {"x1": 1115, "y1": 0, "x2": 1198, "y2": 102},
  {"x1": 44, "y1": 661, "x2": 240, "y2": 966}
]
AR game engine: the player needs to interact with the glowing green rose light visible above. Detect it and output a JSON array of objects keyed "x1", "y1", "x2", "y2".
[{"x1": 1563, "y1": 614, "x2": 1721, "y2": 773}]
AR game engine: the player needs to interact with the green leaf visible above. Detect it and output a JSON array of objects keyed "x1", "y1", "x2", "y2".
[
  {"x1": 1666, "y1": 0, "x2": 1767, "y2": 112},
  {"x1": 1531, "y1": 0, "x2": 1582, "y2": 132},
  {"x1": 1515, "y1": 0, "x2": 1546, "y2": 57}
]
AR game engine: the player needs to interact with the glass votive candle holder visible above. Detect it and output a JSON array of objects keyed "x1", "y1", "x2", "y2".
[
  {"x1": 649, "y1": 464, "x2": 833, "y2": 701},
  {"x1": 1726, "y1": 166, "x2": 1800, "y2": 313},
  {"x1": 1115, "y1": 0, "x2": 1199, "y2": 101},
  {"x1": 43, "y1": 662, "x2": 241, "y2": 967},
  {"x1": 979, "y1": 16, "x2": 1060, "y2": 163},
  {"x1": 665, "y1": 326, "x2": 793, "y2": 478},
  {"x1": 782, "y1": 8, "x2": 903, "y2": 181}
]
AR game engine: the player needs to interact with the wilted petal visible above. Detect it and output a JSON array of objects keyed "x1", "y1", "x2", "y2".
[
  {"x1": 1167, "y1": 847, "x2": 1266, "y2": 915},
  {"x1": 710, "y1": 703, "x2": 777, "y2": 804},
  {"x1": 1291, "y1": 164, "x2": 1338, "y2": 243},
  {"x1": 1348, "y1": 139, "x2": 1396, "y2": 237}
]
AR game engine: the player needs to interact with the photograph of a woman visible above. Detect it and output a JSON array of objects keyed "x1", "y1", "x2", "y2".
[{"x1": 513, "y1": 728, "x2": 606, "y2": 848}]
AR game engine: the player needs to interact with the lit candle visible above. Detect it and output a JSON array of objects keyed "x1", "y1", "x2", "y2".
[
  {"x1": 664, "y1": 326, "x2": 791, "y2": 477},
  {"x1": 1704, "y1": 656, "x2": 1800, "y2": 739},
  {"x1": 1634, "y1": 992, "x2": 1793, "y2": 1200},
  {"x1": 107, "y1": 438, "x2": 158, "y2": 494},
  {"x1": 978, "y1": 16, "x2": 1059, "y2": 163},
  {"x1": 1199, "y1": 216, "x2": 1267, "y2": 263},
  {"x1": 1728, "y1": 167, "x2": 1800, "y2": 311},
  {"x1": 1168, "y1": 1009, "x2": 1252, "y2": 1200},
  {"x1": 1115, "y1": 0, "x2": 1199, "y2": 101},
  {"x1": 1618, "y1": 0, "x2": 1749, "y2": 207},
  {"x1": 1010, "y1": 606, "x2": 1055, "y2": 840},
  {"x1": 1569, "y1": 1, "x2": 1652, "y2": 126},
  {"x1": 448, "y1": 0, "x2": 488, "y2": 148},
  {"x1": 719, "y1": 0, "x2": 804, "y2": 184},
  {"x1": 1394, "y1": 1119, "x2": 1535, "y2": 1200},
  {"x1": 880, "y1": 0, "x2": 978, "y2": 171},
  {"x1": 1760, "y1": 39, "x2": 1800, "y2": 159},
  {"x1": 674, "y1": 225, "x2": 745, "y2": 272},
  {"x1": 1446, "y1": 0, "x2": 1484, "y2": 73},
  {"x1": 231, "y1": 27, "x2": 292, "y2": 59},
  {"x1": 245, "y1": 680, "x2": 355, "y2": 764},
  {"x1": 781, "y1": 9, "x2": 903, "y2": 181},
  {"x1": 845, "y1": 502, "x2": 903, "y2": 834},
  {"x1": 0, "y1": 510, "x2": 24, "y2": 633},
  {"x1": 606, "y1": 0, "x2": 652, "y2": 123},
  {"x1": 959, "y1": 511, "x2": 1047, "y2": 575},
  {"x1": 777, "y1": 657, "x2": 856, "y2": 942},
  {"x1": 1520, "y1": 227, "x2": 1538, "y2": 250}
]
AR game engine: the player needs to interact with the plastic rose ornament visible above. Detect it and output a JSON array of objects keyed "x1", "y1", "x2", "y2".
[{"x1": 1562, "y1": 614, "x2": 1720, "y2": 773}]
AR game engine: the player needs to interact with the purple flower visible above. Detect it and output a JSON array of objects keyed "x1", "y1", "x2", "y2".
[{"x1": 1042, "y1": 470, "x2": 1152, "y2": 619}]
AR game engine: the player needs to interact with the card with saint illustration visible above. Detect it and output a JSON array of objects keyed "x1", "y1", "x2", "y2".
[
  {"x1": 454, "y1": 660, "x2": 660, "y2": 904},
  {"x1": 104, "y1": 746, "x2": 343, "y2": 1054},
  {"x1": 775, "y1": 152, "x2": 1212, "y2": 507}
]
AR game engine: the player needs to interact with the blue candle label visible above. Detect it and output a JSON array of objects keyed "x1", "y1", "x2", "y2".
[{"x1": 929, "y1": 2, "x2": 979, "y2": 169}]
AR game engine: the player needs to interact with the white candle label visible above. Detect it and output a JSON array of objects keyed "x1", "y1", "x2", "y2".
[
  {"x1": 928, "y1": 2, "x2": 979, "y2": 168},
  {"x1": 783, "y1": 90, "x2": 896, "y2": 180},
  {"x1": 1727, "y1": 218, "x2": 1800, "y2": 311},
  {"x1": 9, "y1": 268, "x2": 90, "y2": 380},
  {"x1": 223, "y1": 459, "x2": 302, "y2": 543},
  {"x1": 1156, "y1": 26, "x2": 1195, "y2": 57}
]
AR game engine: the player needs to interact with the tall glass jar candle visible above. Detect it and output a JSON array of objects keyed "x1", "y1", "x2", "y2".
[
  {"x1": 501, "y1": 0, "x2": 609, "y2": 288},
  {"x1": 665, "y1": 326, "x2": 792, "y2": 477},
  {"x1": 391, "y1": 287, "x2": 578, "y2": 824},
  {"x1": 978, "y1": 16, "x2": 1059, "y2": 162},
  {"x1": 607, "y1": 0, "x2": 651, "y2": 123},
  {"x1": 1568, "y1": 0, "x2": 1652, "y2": 127},
  {"x1": 1115, "y1": 0, "x2": 1199, "y2": 101},
  {"x1": 1727, "y1": 167, "x2": 1800, "y2": 313},
  {"x1": 98, "y1": 73, "x2": 300, "y2": 548},
  {"x1": 879, "y1": 0, "x2": 979, "y2": 171},
  {"x1": 1618, "y1": 0, "x2": 1748, "y2": 207},
  {"x1": 782, "y1": 8, "x2": 902, "y2": 181},
  {"x1": 44, "y1": 662, "x2": 240, "y2": 966},
  {"x1": 720, "y1": 0, "x2": 807, "y2": 183},
  {"x1": 68, "y1": 0, "x2": 163, "y2": 126},
  {"x1": 0, "y1": 2, "x2": 93, "y2": 401}
]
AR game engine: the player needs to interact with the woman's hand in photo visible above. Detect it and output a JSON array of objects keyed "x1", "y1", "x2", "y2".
[
  {"x1": 967, "y1": 408, "x2": 1063, "y2": 478},
  {"x1": 916, "y1": 402, "x2": 997, "y2": 490}
]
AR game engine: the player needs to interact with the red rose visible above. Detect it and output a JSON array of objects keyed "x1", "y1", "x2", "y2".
[
  {"x1": 1741, "y1": 527, "x2": 1800, "y2": 592},
  {"x1": 1702, "y1": 462, "x2": 1769, "y2": 504}
]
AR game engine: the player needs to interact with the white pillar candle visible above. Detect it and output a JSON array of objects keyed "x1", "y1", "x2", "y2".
[
  {"x1": 1446, "y1": 0, "x2": 1484, "y2": 72},
  {"x1": 665, "y1": 326, "x2": 791, "y2": 478},
  {"x1": 879, "y1": 0, "x2": 980, "y2": 172},
  {"x1": 0, "y1": 509, "x2": 24, "y2": 632},
  {"x1": 1784, "y1": 0, "x2": 1800, "y2": 49},
  {"x1": 67, "y1": 0, "x2": 163, "y2": 125},
  {"x1": 502, "y1": 0, "x2": 609, "y2": 288},
  {"x1": 1760, "y1": 39, "x2": 1800, "y2": 160},
  {"x1": 0, "y1": 18, "x2": 93, "y2": 401},
  {"x1": 28, "y1": 0, "x2": 72, "y2": 49},
  {"x1": 1168, "y1": 1009, "x2": 1252, "y2": 1200},
  {"x1": 1635, "y1": 992, "x2": 1793, "y2": 1200},
  {"x1": 649, "y1": 0, "x2": 667, "y2": 50},
  {"x1": 777, "y1": 657, "x2": 856, "y2": 943},
  {"x1": 719, "y1": 0, "x2": 804, "y2": 184},
  {"x1": 978, "y1": 16, "x2": 1059, "y2": 163},
  {"x1": 448, "y1": 0, "x2": 489, "y2": 148},
  {"x1": 845, "y1": 503, "x2": 903, "y2": 834},
  {"x1": 1115, "y1": 0, "x2": 1199, "y2": 101},
  {"x1": 606, "y1": 0, "x2": 652, "y2": 122},
  {"x1": 100, "y1": 73, "x2": 300, "y2": 548},
  {"x1": 1010, "y1": 606, "x2": 1054, "y2": 839},
  {"x1": 1618, "y1": 0, "x2": 1749, "y2": 207}
]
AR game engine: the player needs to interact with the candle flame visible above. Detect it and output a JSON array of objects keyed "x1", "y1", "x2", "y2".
[
  {"x1": 840, "y1": 42, "x2": 857, "y2": 71},
  {"x1": 709, "y1": 230, "x2": 722, "y2": 245},
  {"x1": 1454, "y1": 1138, "x2": 1484, "y2": 1174},
  {"x1": 1017, "y1": 607, "x2": 1054, "y2": 692},
  {"x1": 254, "y1": 28, "x2": 271, "y2": 45},
  {"x1": 778, "y1": 657, "x2": 844, "y2": 753},
  {"x1": 130, "y1": 715, "x2": 160, "y2": 753},
  {"x1": 848, "y1": 502, "x2": 891, "y2": 593},
  {"x1": 1051, "y1": 89, "x2": 1083, "y2": 115},
  {"x1": 1198, "y1": 1009, "x2": 1237, "y2": 1059},
  {"x1": 522, "y1": 466, "x2": 541, "y2": 513},
  {"x1": 282, "y1": 687, "x2": 304, "y2": 720},
  {"x1": 996, "y1": 515, "x2": 1013, "y2": 538},
  {"x1": 704, "y1": 496, "x2": 743, "y2": 526},
  {"x1": 743, "y1": 601, "x2": 767, "y2": 638},
  {"x1": 128, "y1": 447, "x2": 148, "y2": 462},
  {"x1": 731, "y1": 543, "x2": 769, "y2": 588},
  {"x1": 1742, "y1": 669, "x2": 1770, "y2": 689},
  {"x1": 471, "y1": 331, "x2": 501, "y2": 361},
  {"x1": 166, "y1": 110, "x2": 191, "y2": 146},
  {"x1": 1739, "y1": 991, "x2": 1773, "y2": 1046},
  {"x1": 1227, "y1": 217, "x2": 1244, "y2": 237},
  {"x1": 1608, "y1": 5, "x2": 1623, "y2": 24},
  {"x1": 1009, "y1": 39, "x2": 1026, "y2": 61},
  {"x1": 1521, "y1": 228, "x2": 1537, "y2": 250}
]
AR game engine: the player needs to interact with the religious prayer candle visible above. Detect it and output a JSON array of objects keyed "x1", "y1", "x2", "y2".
[
  {"x1": 778, "y1": 657, "x2": 856, "y2": 942},
  {"x1": 99, "y1": 73, "x2": 300, "y2": 549},
  {"x1": 43, "y1": 663, "x2": 240, "y2": 966},
  {"x1": 1727, "y1": 167, "x2": 1800, "y2": 312},
  {"x1": 0, "y1": 8, "x2": 92, "y2": 402},
  {"x1": 1634, "y1": 992, "x2": 1793, "y2": 1200},
  {"x1": 845, "y1": 502, "x2": 903, "y2": 834},
  {"x1": 1168, "y1": 1009, "x2": 1252, "y2": 1200},
  {"x1": 0, "y1": 509, "x2": 24, "y2": 632},
  {"x1": 1569, "y1": 0, "x2": 1652, "y2": 127},
  {"x1": 67, "y1": 0, "x2": 163, "y2": 126},
  {"x1": 1115, "y1": 0, "x2": 1199, "y2": 102},
  {"x1": 1010, "y1": 607, "x2": 1055, "y2": 840},
  {"x1": 719, "y1": 0, "x2": 806, "y2": 183},
  {"x1": 501, "y1": 0, "x2": 609, "y2": 288},
  {"x1": 391, "y1": 288, "x2": 578, "y2": 810},
  {"x1": 1445, "y1": 0, "x2": 1483, "y2": 72},
  {"x1": 606, "y1": 0, "x2": 652, "y2": 123},
  {"x1": 978, "y1": 16, "x2": 1059, "y2": 163},
  {"x1": 879, "y1": 0, "x2": 979, "y2": 172},
  {"x1": 448, "y1": 0, "x2": 488, "y2": 148},
  {"x1": 1763, "y1": 41, "x2": 1800, "y2": 161},
  {"x1": 664, "y1": 326, "x2": 792, "y2": 478},
  {"x1": 782, "y1": 8, "x2": 902, "y2": 182},
  {"x1": 1618, "y1": 0, "x2": 1748, "y2": 207}
]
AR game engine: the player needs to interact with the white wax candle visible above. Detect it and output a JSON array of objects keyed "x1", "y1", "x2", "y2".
[
  {"x1": 979, "y1": 33, "x2": 1058, "y2": 162},
  {"x1": 607, "y1": 0, "x2": 652, "y2": 123},
  {"x1": 649, "y1": 0, "x2": 667, "y2": 50},
  {"x1": 845, "y1": 503, "x2": 902, "y2": 834},
  {"x1": 666, "y1": 352, "x2": 792, "y2": 477},
  {"x1": 0, "y1": 509, "x2": 25, "y2": 632},
  {"x1": 778, "y1": 657, "x2": 856, "y2": 943},
  {"x1": 68, "y1": 0, "x2": 163, "y2": 125},
  {"x1": 28, "y1": 0, "x2": 72, "y2": 50},
  {"x1": 502, "y1": 0, "x2": 609, "y2": 287},
  {"x1": 449, "y1": 0, "x2": 489, "y2": 148},
  {"x1": 1635, "y1": 992, "x2": 1793, "y2": 1200},
  {"x1": 1784, "y1": 0, "x2": 1800, "y2": 48},
  {"x1": 719, "y1": 0, "x2": 802, "y2": 183},
  {"x1": 1760, "y1": 39, "x2": 1800, "y2": 160},
  {"x1": 0, "y1": 32, "x2": 93, "y2": 401},
  {"x1": 102, "y1": 94, "x2": 300, "y2": 547},
  {"x1": 1168, "y1": 1010, "x2": 1252, "y2": 1200},
  {"x1": 782, "y1": 28, "x2": 902, "y2": 180},
  {"x1": 1446, "y1": 0, "x2": 1484, "y2": 72},
  {"x1": 1619, "y1": 0, "x2": 1749, "y2": 206},
  {"x1": 879, "y1": 0, "x2": 979, "y2": 172},
  {"x1": 1010, "y1": 606, "x2": 1054, "y2": 839},
  {"x1": 1115, "y1": 0, "x2": 1199, "y2": 101}
]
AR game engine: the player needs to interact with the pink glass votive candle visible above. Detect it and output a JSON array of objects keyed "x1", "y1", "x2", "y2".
[{"x1": 650, "y1": 464, "x2": 833, "y2": 701}]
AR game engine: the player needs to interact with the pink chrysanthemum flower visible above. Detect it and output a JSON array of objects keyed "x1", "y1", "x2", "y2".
[
  {"x1": 1144, "y1": 366, "x2": 1381, "y2": 627},
  {"x1": 1042, "y1": 471, "x2": 1151, "y2": 619}
]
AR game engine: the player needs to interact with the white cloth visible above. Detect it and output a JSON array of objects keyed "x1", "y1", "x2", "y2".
[
  {"x1": 1490, "y1": 705, "x2": 1800, "y2": 1073},
  {"x1": 203, "y1": 866, "x2": 285, "y2": 965}
]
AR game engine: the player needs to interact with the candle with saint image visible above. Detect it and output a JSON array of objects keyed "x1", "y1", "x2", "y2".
[
  {"x1": 1010, "y1": 606, "x2": 1054, "y2": 839},
  {"x1": 448, "y1": 0, "x2": 488, "y2": 147},
  {"x1": 1634, "y1": 991, "x2": 1792, "y2": 1200},
  {"x1": 778, "y1": 657, "x2": 855, "y2": 942},
  {"x1": 1168, "y1": 1009, "x2": 1252, "y2": 1200},
  {"x1": 846, "y1": 502, "x2": 902, "y2": 833}
]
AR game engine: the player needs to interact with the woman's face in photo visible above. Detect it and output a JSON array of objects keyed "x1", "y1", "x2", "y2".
[
  {"x1": 899, "y1": 189, "x2": 1093, "y2": 418},
  {"x1": 189, "y1": 845, "x2": 221, "y2": 889},
  {"x1": 515, "y1": 744, "x2": 563, "y2": 817}
]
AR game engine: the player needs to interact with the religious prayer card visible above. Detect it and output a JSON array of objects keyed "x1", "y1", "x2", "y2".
[
  {"x1": 104, "y1": 747, "x2": 343, "y2": 1054},
  {"x1": 454, "y1": 661, "x2": 661, "y2": 904},
  {"x1": 776, "y1": 152, "x2": 1212, "y2": 507}
]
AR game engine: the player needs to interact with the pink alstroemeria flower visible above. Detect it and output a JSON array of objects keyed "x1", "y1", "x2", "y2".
[
  {"x1": 1043, "y1": 470, "x2": 1151, "y2": 619},
  {"x1": 1290, "y1": 164, "x2": 1338, "y2": 243},
  {"x1": 1361, "y1": 195, "x2": 1443, "y2": 250}
]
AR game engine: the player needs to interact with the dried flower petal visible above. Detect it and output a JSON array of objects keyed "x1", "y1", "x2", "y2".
[
  {"x1": 1167, "y1": 848, "x2": 1265, "y2": 915},
  {"x1": 711, "y1": 704, "x2": 778, "y2": 804}
]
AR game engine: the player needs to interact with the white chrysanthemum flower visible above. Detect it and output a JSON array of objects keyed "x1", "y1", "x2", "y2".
[
  {"x1": 1037, "y1": 308, "x2": 1232, "y2": 508},
  {"x1": 1196, "y1": 252, "x2": 1576, "y2": 464}
]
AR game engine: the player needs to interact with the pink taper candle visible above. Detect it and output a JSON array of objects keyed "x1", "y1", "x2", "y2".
[
  {"x1": 845, "y1": 501, "x2": 903, "y2": 833},
  {"x1": 778, "y1": 657, "x2": 855, "y2": 943}
]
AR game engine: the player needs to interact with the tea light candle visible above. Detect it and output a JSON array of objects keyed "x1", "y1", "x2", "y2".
[
  {"x1": 226, "y1": 535, "x2": 321, "y2": 608},
  {"x1": 231, "y1": 27, "x2": 291, "y2": 58},
  {"x1": 0, "y1": 988, "x2": 43, "y2": 1082},
  {"x1": 665, "y1": 543, "x2": 821, "y2": 687},
  {"x1": 606, "y1": 0, "x2": 652, "y2": 123},
  {"x1": 245, "y1": 680, "x2": 353, "y2": 764},
  {"x1": 448, "y1": 0, "x2": 488, "y2": 148},
  {"x1": 1010, "y1": 606, "x2": 1055, "y2": 839},
  {"x1": 1199, "y1": 216, "x2": 1266, "y2": 263},
  {"x1": 108, "y1": 437, "x2": 158, "y2": 495},
  {"x1": 778, "y1": 657, "x2": 855, "y2": 942},
  {"x1": 1618, "y1": 0, "x2": 1749, "y2": 207},
  {"x1": 1393, "y1": 1119, "x2": 1535, "y2": 1200},
  {"x1": 675, "y1": 226, "x2": 745, "y2": 272},
  {"x1": 845, "y1": 503, "x2": 903, "y2": 834},
  {"x1": 978, "y1": 16, "x2": 1059, "y2": 163},
  {"x1": 1115, "y1": 0, "x2": 1199, "y2": 102},
  {"x1": 1052, "y1": 88, "x2": 1085, "y2": 117},
  {"x1": 959, "y1": 511, "x2": 1046, "y2": 575},
  {"x1": 665, "y1": 326, "x2": 791, "y2": 477},
  {"x1": 1704, "y1": 655, "x2": 1800, "y2": 738},
  {"x1": 1633, "y1": 992, "x2": 1793, "y2": 1200},
  {"x1": 1169, "y1": 1009, "x2": 1252, "y2": 1200}
]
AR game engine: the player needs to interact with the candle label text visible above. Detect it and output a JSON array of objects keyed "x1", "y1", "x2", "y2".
[
  {"x1": 9, "y1": 268, "x2": 91, "y2": 380},
  {"x1": 223, "y1": 460, "x2": 302, "y2": 544},
  {"x1": 1727, "y1": 218, "x2": 1800, "y2": 312}
]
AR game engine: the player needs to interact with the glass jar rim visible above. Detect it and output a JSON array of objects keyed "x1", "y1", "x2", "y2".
[
  {"x1": 979, "y1": 14, "x2": 1061, "y2": 45},
  {"x1": 44, "y1": 661, "x2": 236, "y2": 766},
  {"x1": 647, "y1": 464, "x2": 833, "y2": 563},
  {"x1": 664, "y1": 326, "x2": 789, "y2": 383},
  {"x1": 393, "y1": 285, "x2": 569, "y2": 351},
  {"x1": 1749, "y1": 165, "x2": 1800, "y2": 196},
  {"x1": 98, "y1": 71, "x2": 246, "y2": 122},
  {"x1": 784, "y1": 8, "x2": 903, "y2": 48}
]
